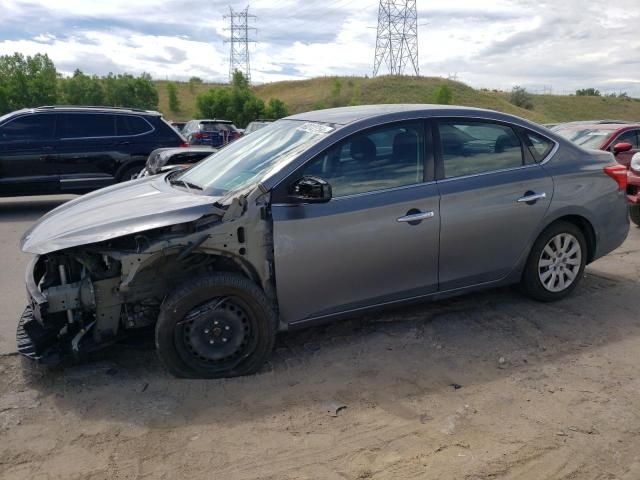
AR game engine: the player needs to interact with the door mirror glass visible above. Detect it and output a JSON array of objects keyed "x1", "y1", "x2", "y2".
[
  {"x1": 289, "y1": 176, "x2": 332, "y2": 203},
  {"x1": 613, "y1": 142, "x2": 633, "y2": 154}
]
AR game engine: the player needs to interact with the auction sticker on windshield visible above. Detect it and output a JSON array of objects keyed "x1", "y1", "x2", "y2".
[{"x1": 297, "y1": 122, "x2": 335, "y2": 134}]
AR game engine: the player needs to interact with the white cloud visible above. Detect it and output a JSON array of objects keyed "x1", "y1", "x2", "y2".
[{"x1": 0, "y1": 0, "x2": 639, "y2": 96}]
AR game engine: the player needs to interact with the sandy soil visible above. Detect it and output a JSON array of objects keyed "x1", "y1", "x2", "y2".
[{"x1": 1, "y1": 228, "x2": 640, "y2": 480}]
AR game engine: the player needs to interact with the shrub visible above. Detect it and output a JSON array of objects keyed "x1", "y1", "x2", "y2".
[{"x1": 510, "y1": 86, "x2": 534, "y2": 110}]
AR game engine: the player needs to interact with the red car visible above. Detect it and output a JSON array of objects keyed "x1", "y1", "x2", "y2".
[{"x1": 554, "y1": 122, "x2": 640, "y2": 225}]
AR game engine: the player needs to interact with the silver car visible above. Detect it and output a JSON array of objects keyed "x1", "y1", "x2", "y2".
[{"x1": 18, "y1": 105, "x2": 629, "y2": 378}]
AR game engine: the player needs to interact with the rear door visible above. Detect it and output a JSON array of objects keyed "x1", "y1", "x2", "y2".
[
  {"x1": 54, "y1": 113, "x2": 122, "y2": 192},
  {"x1": 435, "y1": 119, "x2": 555, "y2": 290},
  {"x1": 0, "y1": 113, "x2": 59, "y2": 195},
  {"x1": 272, "y1": 120, "x2": 440, "y2": 324}
]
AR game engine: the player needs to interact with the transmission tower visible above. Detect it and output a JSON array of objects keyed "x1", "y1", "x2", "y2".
[
  {"x1": 373, "y1": 0, "x2": 419, "y2": 77},
  {"x1": 223, "y1": 6, "x2": 256, "y2": 83}
]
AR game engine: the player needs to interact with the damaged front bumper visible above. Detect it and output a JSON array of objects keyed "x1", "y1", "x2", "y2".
[{"x1": 18, "y1": 255, "x2": 99, "y2": 365}]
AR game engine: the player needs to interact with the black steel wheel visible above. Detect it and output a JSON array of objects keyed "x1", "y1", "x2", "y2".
[{"x1": 155, "y1": 273, "x2": 277, "y2": 378}]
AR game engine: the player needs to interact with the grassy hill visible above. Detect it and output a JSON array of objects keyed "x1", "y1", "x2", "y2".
[{"x1": 155, "y1": 76, "x2": 640, "y2": 124}]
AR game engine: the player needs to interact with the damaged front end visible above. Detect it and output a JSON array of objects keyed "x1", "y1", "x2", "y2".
[{"x1": 18, "y1": 191, "x2": 275, "y2": 366}]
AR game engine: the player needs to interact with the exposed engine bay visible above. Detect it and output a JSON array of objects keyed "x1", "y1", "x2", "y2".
[{"x1": 19, "y1": 194, "x2": 275, "y2": 364}]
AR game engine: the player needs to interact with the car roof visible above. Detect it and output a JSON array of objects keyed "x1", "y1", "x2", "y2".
[
  {"x1": 554, "y1": 122, "x2": 640, "y2": 130},
  {"x1": 285, "y1": 104, "x2": 510, "y2": 126}
]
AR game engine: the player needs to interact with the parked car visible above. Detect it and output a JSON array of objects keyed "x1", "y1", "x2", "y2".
[
  {"x1": 182, "y1": 119, "x2": 241, "y2": 147},
  {"x1": 627, "y1": 152, "x2": 640, "y2": 226},
  {"x1": 0, "y1": 106, "x2": 187, "y2": 196},
  {"x1": 170, "y1": 121, "x2": 186, "y2": 133},
  {"x1": 244, "y1": 120, "x2": 273, "y2": 135},
  {"x1": 18, "y1": 105, "x2": 629, "y2": 378},
  {"x1": 138, "y1": 146, "x2": 217, "y2": 177},
  {"x1": 553, "y1": 121, "x2": 640, "y2": 224}
]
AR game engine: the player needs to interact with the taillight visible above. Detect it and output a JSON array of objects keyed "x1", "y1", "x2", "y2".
[
  {"x1": 179, "y1": 142, "x2": 189, "y2": 148},
  {"x1": 604, "y1": 164, "x2": 628, "y2": 190}
]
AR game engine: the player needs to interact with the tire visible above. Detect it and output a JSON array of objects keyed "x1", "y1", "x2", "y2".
[
  {"x1": 117, "y1": 164, "x2": 143, "y2": 182},
  {"x1": 630, "y1": 205, "x2": 640, "y2": 227},
  {"x1": 520, "y1": 221, "x2": 587, "y2": 302},
  {"x1": 155, "y1": 273, "x2": 277, "y2": 379}
]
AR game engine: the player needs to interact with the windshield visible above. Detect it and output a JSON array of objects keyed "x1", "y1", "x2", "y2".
[
  {"x1": 175, "y1": 119, "x2": 335, "y2": 196},
  {"x1": 554, "y1": 127, "x2": 613, "y2": 150}
]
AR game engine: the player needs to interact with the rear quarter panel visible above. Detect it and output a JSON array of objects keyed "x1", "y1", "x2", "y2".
[{"x1": 540, "y1": 145, "x2": 629, "y2": 262}]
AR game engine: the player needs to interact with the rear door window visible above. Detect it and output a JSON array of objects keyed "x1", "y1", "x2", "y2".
[
  {"x1": 0, "y1": 114, "x2": 55, "y2": 141},
  {"x1": 58, "y1": 113, "x2": 116, "y2": 138},
  {"x1": 437, "y1": 120, "x2": 524, "y2": 178}
]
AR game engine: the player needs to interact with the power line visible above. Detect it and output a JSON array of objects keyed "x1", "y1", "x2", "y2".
[
  {"x1": 373, "y1": 0, "x2": 419, "y2": 77},
  {"x1": 223, "y1": 6, "x2": 256, "y2": 83}
]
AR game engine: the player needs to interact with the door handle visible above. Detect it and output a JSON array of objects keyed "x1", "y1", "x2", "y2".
[
  {"x1": 397, "y1": 210, "x2": 435, "y2": 223},
  {"x1": 517, "y1": 192, "x2": 546, "y2": 204}
]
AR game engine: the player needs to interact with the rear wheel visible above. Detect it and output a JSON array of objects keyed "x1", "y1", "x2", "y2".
[
  {"x1": 520, "y1": 221, "x2": 587, "y2": 302},
  {"x1": 630, "y1": 205, "x2": 640, "y2": 227},
  {"x1": 155, "y1": 273, "x2": 277, "y2": 378}
]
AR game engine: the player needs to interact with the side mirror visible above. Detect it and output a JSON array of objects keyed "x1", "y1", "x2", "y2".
[
  {"x1": 289, "y1": 176, "x2": 332, "y2": 204},
  {"x1": 613, "y1": 142, "x2": 633, "y2": 155}
]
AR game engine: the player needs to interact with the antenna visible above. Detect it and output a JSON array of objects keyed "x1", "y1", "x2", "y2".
[
  {"x1": 224, "y1": 6, "x2": 257, "y2": 83},
  {"x1": 373, "y1": 0, "x2": 419, "y2": 76}
]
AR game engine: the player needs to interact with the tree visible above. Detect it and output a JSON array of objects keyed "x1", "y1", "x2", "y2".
[
  {"x1": 433, "y1": 84, "x2": 453, "y2": 105},
  {"x1": 188, "y1": 76, "x2": 202, "y2": 93},
  {"x1": 60, "y1": 69, "x2": 104, "y2": 105},
  {"x1": 167, "y1": 82, "x2": 180, "y2": 113},
  {"x1": 330, "y1": 77, "x2": 342, "y2": 107},
  {"x1": 195, "y1": 70, "x2": 288, "y2": 128},
  {"x1": 510, "y1": 86, "x2": 534, "y2": 110},
  {"x1": 103, "y1": 72, "x2": 158, "y2": 109},
  {"x1": 576, "y1": 88, "x2": 601, "y2": 97},
  {"x1": 0, "y1": 52, "x2": 58, "y2": 113},
  {"x1": 264, "y1": 98, "x2": 288, "y2": 119}
]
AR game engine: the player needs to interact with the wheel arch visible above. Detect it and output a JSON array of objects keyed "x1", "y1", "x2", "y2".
[{"x1": 545, "y1": 214, "x2": 597, "y2": 264}]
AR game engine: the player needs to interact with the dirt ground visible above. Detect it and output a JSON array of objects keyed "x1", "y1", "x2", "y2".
[{"x1": 1, "y1": 223, "x2": 640, "y2": 479}]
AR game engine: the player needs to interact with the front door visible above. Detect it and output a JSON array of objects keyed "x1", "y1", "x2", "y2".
[
  {"x1": 435, "y1": 119, "x2": 555, "y2": 290},
  {"x1": 272, "y1": 120, "x2": 440, "y2": 324},
  {"x1": 0, "y1": 113, "x2": 59, "y2": 196},
  {"x1": 610, "y1": 129, "x2": 640, "y2": 167}
]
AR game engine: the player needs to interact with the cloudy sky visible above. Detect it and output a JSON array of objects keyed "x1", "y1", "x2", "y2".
[{"x1": 1, "y1": 0, "x2": 639, "y2": 95}]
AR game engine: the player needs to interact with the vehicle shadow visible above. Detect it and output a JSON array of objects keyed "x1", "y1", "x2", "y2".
[
  {"x1": 20, "y1": 269, "x2": 640, "y2": 429},
  {"x1": 0, "y1": 196, "x2": 75, "y2": 223}
]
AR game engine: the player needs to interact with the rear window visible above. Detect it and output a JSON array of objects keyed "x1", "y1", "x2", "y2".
[
  {"x1": 58, "y1": 113, "x2": 116, "y2": 138},
  {"x1": 0, "y1": 114, "x2": 55, "y2": 141},
  {"x1": 554, "y1": 127, "x2": 614, "y2": 150},
  {"x1": 200, "y1": 122, "x2": 235, "y2": 132}
]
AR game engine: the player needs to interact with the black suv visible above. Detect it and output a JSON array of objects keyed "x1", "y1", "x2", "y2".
[{"x1": 0, "y1": 106, "x2": 186, "y2": 196}]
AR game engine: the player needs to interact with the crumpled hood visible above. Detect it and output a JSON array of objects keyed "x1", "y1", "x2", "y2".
[{"x1": 21, "y1": 175, "x2": 220, "y2": 254}]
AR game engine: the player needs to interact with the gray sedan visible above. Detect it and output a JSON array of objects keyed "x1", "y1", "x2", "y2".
[{"x1": 18, "y1": 105, "x2": 630, "y2": 378}]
